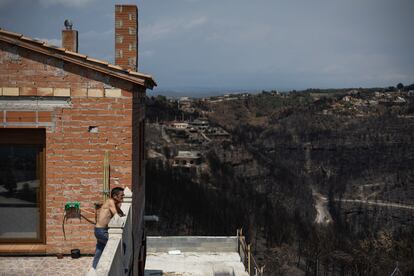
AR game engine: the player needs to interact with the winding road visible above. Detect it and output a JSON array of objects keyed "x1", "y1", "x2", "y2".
[
  {"x1": 312, "y1": 191, "x2": 414, "y2": 225},
  {"x1": 336, "y1": 199, "x2": 414, "y2": 210}
]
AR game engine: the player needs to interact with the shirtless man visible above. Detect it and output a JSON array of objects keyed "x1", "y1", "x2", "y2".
[{"x1": 92, "y1": 187, "x2": 125, "y2": 269}]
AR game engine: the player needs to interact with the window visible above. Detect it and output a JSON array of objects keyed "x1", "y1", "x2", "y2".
[{"x1": 0, "y1": 129, "x2": 45, "y2": 243}]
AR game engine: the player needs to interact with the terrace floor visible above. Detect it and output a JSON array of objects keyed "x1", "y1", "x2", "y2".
[
  {"x1": 0, "y1": 236, "x2": 249, "y2": 276},
  {"x1": 0, "y1": 256, "x2": 93, "y2": 276},
  {"x1": 0, "y1": 254, "x2": 249, "y2": 276},
  {"x1": 144, "y1": 251, "x2": 249, "y2": 276}
]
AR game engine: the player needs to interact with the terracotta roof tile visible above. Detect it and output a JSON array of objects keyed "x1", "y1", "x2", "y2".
[
  {"x1": 64, "y1": 50, "x2": 88, "y2": 59},
  {"x1": 86, "y1": 57, "x2": 109, "y2": 65},
  {"x1": 108, "y1": 64, "x2": 124, "y2": 70},
  {"x1": 0, "y1": 29, "x2": 22, "y2": 37}
]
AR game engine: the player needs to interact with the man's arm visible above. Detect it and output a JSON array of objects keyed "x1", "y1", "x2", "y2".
[
  {"x1": 110, "y1": 200, "x2": 125, "y2": 217},
  {"x1": 109, "y1": 200, "x2": 119, "y2": 216},
  {"x1": 116, "y1": 202, "x2": 125, "y2": 217}
]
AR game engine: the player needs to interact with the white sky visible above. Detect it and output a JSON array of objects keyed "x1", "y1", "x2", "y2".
[{"x1": 0, "y1": 0, "x2": 413, "y2": 94}]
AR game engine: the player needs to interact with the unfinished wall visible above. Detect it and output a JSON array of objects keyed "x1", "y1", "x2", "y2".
[{"x1": 132, "y1": 88, "x2": 146, "y2": 271}]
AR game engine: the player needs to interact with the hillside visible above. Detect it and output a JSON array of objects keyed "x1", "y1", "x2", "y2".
[{"x1": 145, "y1": 88, "x2": 414, "y2": 275}]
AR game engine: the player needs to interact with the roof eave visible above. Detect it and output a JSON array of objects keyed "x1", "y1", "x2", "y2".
[{"x1": 0, "y1": 28, "x2": 156, "y2": 89}]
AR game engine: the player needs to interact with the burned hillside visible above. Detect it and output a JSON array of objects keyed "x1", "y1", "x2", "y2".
[{"x1": 145, "y1": 88, "x2": 414, "y2": 275}]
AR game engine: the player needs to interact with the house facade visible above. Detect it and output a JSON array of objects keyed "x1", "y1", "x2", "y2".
[{"x1": 0, "y1": 5, "x2": 154, "y2": 273}]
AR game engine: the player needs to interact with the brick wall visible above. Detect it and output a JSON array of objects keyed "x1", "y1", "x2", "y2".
[
  {"x1": 0, "y1": 41, "x2": 145, "y2": 254},
  {"x1": 0, "y1": 43, "x2": 134, "y2": 91},
  {"x1": 62, "y1": 29, "x2": 78, "y2": 52},
  {"x1": 45, "y1": 96, "x2": 134, "y2": 253}
]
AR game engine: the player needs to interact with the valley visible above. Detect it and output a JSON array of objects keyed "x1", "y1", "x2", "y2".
[{"x1": 145, "y1": 87, "x2": 414, "y2": 275}]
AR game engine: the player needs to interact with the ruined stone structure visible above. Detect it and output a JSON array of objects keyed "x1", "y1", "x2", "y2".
[{"x1": 172, "y1": 151, "x2": 202, "y2": 167}]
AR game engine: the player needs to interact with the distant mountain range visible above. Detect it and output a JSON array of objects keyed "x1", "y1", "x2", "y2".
[
  {"x1": 151, "y1": 87, "x2": 261, "y2": 98},
  {"x1": 150, "y1": 83, "x2": 414, "y2": 98}
]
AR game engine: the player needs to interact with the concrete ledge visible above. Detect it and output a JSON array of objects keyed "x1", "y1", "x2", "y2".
[
  {"x1": 95, "y1": 237, "x2": 121, "y2": 276},
  {"x1": 147, "y1": 236, "x2": 238, "y2": 253},
  {"x1": 2, "y1": 87, "x2": 19, "y2": 96}
]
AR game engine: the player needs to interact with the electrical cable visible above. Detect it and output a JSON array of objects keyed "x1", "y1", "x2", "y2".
[
  {"x1": 62, "y1": 207, "x2": 96, "y2": 240},
  {"x1": 80, "y1": 212, "x2": 96, "y2": 225},
  {"x1": 62, "y1": 212, "x2": 67, "y2": 240}
]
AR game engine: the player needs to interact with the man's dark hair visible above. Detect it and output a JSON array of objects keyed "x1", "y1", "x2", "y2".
[{"x1": 111, "y1": 187, "x2": 124, "y2": 198}]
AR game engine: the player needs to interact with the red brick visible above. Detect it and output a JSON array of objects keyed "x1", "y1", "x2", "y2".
[
  {"x1": 6, "y1": 111, "x2": 36, "y2": 123},
  {"x1": 38, "y1": 111, "x2": 53, "y2": 122}
]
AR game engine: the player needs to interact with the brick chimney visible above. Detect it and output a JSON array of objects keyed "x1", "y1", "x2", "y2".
[
  {"x1": 61, "y1": 19, "x2": 78, "y2": 52},
  {"x1": 115, "y1": 5, "x2": 138, "y2": 71}
]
